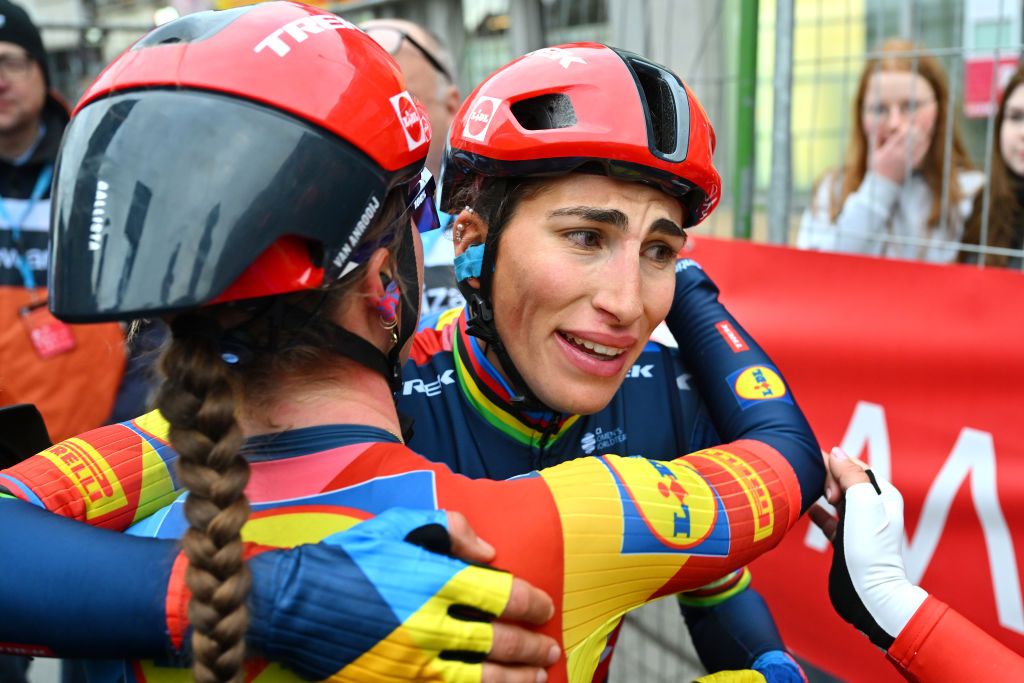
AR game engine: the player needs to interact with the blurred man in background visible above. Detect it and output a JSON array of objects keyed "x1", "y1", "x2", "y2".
[
  {"x1": 0, "y1": 0, "x2": 126, "y2": 445},
  {"x1": 362, "y1": 17, "x2": 465, "y2": 315}
]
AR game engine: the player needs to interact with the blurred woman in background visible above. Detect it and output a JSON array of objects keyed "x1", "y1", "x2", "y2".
[
  {"x1": 959, "y1": 66, "x2": 1024, "y2": 268},
  {"x1": 798, "y1": 38, "x2": 982, "y2": 262}
]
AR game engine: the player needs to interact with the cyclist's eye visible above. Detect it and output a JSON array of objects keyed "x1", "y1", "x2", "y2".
[{"x1": 566, "y1": 230, "x2": 601, "y2": 249}]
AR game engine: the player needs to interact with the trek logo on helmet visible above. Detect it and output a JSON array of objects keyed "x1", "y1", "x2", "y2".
[
  {"x1": 529, "y1": 46, "x2": 587, "y2": 69},
  {"x1": 389, "y1": 91, "x2": 428, "y2": 151},
  {"x1": 253, "y1": 13, "x2": 358, "y2": 57},
  {"x1": 463, "y1": 95, "x2": 501, "y2": 142}
]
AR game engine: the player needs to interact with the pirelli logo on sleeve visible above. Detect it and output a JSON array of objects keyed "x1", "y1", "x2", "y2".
[
  {"x1": 689, "y1": 448, "x2": 775, "y2": 542},
  {"x1": 41, "y1": 439, "x2": 127, "y2": 520}
]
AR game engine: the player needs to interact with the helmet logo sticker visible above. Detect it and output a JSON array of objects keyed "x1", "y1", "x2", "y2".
[
  {"x1": 254, "y1": 14, "x2": 357, "y2": 57},
  {"x1": 332, "y1": 194, "x2": 381, "y2": 272},
  {"x1": 529, "y1": 47, "x2": 587, "y2": 69},
  {"x1": 389, "y1": 91, "x2": 428, "y2": 151},
  {"x1": 463, "y1": 95, "x2": 501, "y2": 142},
  {"x1": 89, "y1": 180, "x2": 109, "y2": 252}
]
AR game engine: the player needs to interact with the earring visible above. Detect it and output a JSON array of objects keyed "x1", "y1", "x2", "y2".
[
  {"x1": 379, "y1": 314, "x2": 398, "y2": 348},
  {"x1": 454, "y1": 223, "x2": 464, "y2": 243}
]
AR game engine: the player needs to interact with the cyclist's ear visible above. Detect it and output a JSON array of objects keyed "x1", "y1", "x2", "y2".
[{"x1": 452, "y1": 208, "x2": 488, "y2": 258}]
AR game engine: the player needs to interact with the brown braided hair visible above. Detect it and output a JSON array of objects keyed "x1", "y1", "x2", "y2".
[{"x1": 154, "y1": 186, "x2": 411, "y2": 682}]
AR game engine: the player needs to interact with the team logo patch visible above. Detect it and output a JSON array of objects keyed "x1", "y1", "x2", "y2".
[
  {"x1": 390, "y1": 91, "x2": 429, "y2": 151},
  {"x1": 689, "y1": 449, "x2": 775, "y2": 542},
  {"x1": 580, "y1": 427, "x2": 627, "y2": 455},
  {"x1": 463, "y1": 95, "x2": 501, "y2": 141},
  {"x1": 599, "y1": 456, "x2": 730, "y2": 556},
  {"x1": 726, "y1": 364, "x2": 792, "y2": 410},
  {"x1": 42, "y1": 439, "x2": 127, "y2": 520},
  {"x1": 715, "y1": 321, "x2": 749, "y2": 353}
]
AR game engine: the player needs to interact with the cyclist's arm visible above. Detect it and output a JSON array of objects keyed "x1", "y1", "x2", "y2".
[
  {"x1": 666, "y1": 257, "x2": 822, "y2": 514},
  {"x1": 0, "y1": 411, "x2": 182, "y2": 530},
  {"x1": 665, "y1": 258, "x2": 821, "y2": 678}
]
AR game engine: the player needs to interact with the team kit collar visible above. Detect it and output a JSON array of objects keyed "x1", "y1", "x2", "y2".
[{"x1": 452, "y1": 310, "x2": 579, "y2": 447}]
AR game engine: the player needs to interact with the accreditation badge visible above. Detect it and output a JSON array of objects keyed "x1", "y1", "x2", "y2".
[{"x1": 21, "y1": 301, "x2": 76, "y2": 359}]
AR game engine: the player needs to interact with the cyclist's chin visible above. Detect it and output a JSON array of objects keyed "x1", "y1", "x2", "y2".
[{"x1": 526, "y1": 368, "x2": 622, "y2": 416}]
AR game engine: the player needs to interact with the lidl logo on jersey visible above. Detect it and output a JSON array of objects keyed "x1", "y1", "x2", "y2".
[
  {"x1": 580, "y1": 426, "x2": 627, "y2": 454},
  {"x1": 599, "y1": 455, "x2": 730, "y2": 556},
  {"x1": 726, "y1": 364, "x2": 792, "y2": 410}
]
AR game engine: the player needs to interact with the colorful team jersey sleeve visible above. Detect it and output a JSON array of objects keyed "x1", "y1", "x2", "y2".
[
  {"x1": 0, "y1": 410, "x2": 181, "y2": 530},
  {"x1": 312, "y1": 438, "x2": 801, "y2": 682},
  {"x1": 887, "y1": 596, "x2": 1024, "y2": 682},
  {"x1": 663, "y1": 258, "x2": 822, "y2": 670},
  {"x1": 62, "y1": 429, "x2": 801, "y2": 683},
  {"x1": 667, "y1": 258, "x2": 823, "y2": 513}
]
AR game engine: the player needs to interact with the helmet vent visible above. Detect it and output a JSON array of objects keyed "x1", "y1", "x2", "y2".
[
  {"x1": 632, "y1": 61, "x2": 677, "y2": 155},
  {"x1": 133, "y1": 6, "x2": 253, "y2": 49},
  {"x1": 510, "y1": 94, "x2": 577, "y2": 130}
]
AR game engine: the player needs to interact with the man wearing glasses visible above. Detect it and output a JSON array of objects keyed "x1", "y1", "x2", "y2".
[
  {"x1": 0, "y1": 11, "x2": 66, "y2": 683},
  {"x1": 0, "y1": 1, "x2": 127, "y2": 459},
  {"x1": 362, "y1": 18, "x2": 465, "y2": 316}
]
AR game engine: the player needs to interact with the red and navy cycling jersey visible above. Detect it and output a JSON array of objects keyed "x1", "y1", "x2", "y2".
[{"x1": 400, "y1": 258, "x2": 821, "y2": 512}]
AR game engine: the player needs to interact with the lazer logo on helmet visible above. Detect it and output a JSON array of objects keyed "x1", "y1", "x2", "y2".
[
  {"x1": 529, "y1": 47, "x2": 587, "y2": 69},
  {"x1": 389, "y1": 92, "x2": 428, "y2": 151},
  {"x1": 463, "y1": 95, "x2": 501, "y2": 142},
  {"x1": 88, "y1": 180, "x2": 109, "y2": 252},
  {"x1": 254, "y1": 14, "x2": 357, "y2": 57}
]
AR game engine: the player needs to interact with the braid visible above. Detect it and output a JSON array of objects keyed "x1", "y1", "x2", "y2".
[{"x1": 156, "y1": 316, "x2": 250, "y2": 683}]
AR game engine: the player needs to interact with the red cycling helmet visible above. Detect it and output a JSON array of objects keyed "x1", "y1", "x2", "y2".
[
  {"x1": 440, "y1": 43, "x2": 720, "y2": 227},
  {"x1": 50, "y1": 1, "x2": 436, "y2": 323}
]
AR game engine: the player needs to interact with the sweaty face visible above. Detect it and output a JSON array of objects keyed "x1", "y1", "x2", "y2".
[
  {"x1": 0, "y1": 43, "x2": 46, "y2": 138},
  {"x1": 489, "y1": 174, "x2": 685, "y2": 415},
  {"x1": 1000, "y1": 84, "x2": 1024, "y2": 178},
  {"x1": 861, "y1": 70, "x2": 938, "y2": 149}
]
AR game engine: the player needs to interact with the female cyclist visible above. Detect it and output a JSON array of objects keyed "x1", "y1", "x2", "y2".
[{"x1": 0, "y1": 5, "x2": 819, "y2": 683}]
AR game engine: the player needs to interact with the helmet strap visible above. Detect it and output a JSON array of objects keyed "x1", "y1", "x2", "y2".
[{"x1": 456, "y1": 239, "x2": 555, "y2": 414}]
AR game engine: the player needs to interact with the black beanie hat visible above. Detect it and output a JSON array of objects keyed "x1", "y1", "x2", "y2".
[{"x1": 0, "y1": 0, "x2": 48, "y2": 85}]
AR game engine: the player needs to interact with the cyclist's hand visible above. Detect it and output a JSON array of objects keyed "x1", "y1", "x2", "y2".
[
  {"x1": 246, "y1": 508, "x2": 559, "y2": 682},
  {"x1": 810, "y1": 448, "x2": 927, "y2": 649},
  {"x1": 445, "y1": 511, "x2": 560, "y2": 681}
]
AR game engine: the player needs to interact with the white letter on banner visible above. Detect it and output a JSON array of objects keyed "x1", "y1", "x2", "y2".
[
  {"x1": 805, "y1": 401, "x2": 891, "y2": 551},
  {"x1": 804, "y1": 401, "x2": 1024, "y2": 634},
  {"x1": 901, "y1": 428, "x2": 1023, "y2": 634}
]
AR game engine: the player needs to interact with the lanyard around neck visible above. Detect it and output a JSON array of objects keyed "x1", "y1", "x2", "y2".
[{"x1": 1, "y1": 164, "x2": 54, "y2": 290}]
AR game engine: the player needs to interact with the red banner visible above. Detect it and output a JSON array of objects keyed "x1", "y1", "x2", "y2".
[{"x1": 687, "y1": 236, "x2": 1024, "y2": 681}]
